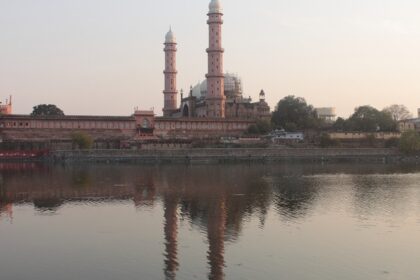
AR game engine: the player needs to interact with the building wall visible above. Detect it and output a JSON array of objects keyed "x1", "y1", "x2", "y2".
[
  {"x1": 0, "y1": 117, "x2": 136, "y2": 130},
  {"x1": 155, "y1": 118, "x2": 252, "y2": 138},
  {"x1": 398, "y1": 119, "x2": 420, "y2": 133},
  {"x1": 329, "y1": 132, "x2": 401, "y2": 140}
]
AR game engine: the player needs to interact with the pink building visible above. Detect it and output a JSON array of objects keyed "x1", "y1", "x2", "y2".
[
  {"x1": 0, "y1": 96, "x2": 12, "y2": 115},
  {"x1": 161, "y1": 0, "x2": 270, "y2": 121}
]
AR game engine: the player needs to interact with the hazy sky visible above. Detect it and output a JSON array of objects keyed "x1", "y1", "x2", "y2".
[{"x1": 1, "y1": 0, "x2": 420, "y2": 117}]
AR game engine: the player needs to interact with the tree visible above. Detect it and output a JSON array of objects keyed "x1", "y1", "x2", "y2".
[
  {"x1": 332, "y1": 117, "x2": 348, "y2": 131},
  {"x1": 246, "y1": 119, "x2": 272, "y2": 135},
  {"x1": 383, "y1": 104, "x2": 412, "y2": 121},
  {"x1": 399, "y1": 130, "x2": 420, "y2": 154},
  {"x1": 31, "y1": 104, "x2": 64, "y2": 116},
  {"x1": 346, "y1": 105, "x2": 396, "y2": 132},
  {"x1": 71, "y1": 132, "x2": 93, "y2": 150},
  {"x1": 246, "y1": 124, "x2": 259, "y2": 135},
  {"x1": 255, "y1": 119, "x2": 272, "y2": 134},
  {"x1": 319, "y1": 133, "x2": 339, "y2": 148},
  {"x1": 271, "y1": 95, "x2": 320, "y2": 131}
]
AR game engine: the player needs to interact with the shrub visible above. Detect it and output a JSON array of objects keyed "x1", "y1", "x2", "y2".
[
  {"x1": 71, "y1": 132, "x2": 93, "y2": 150},
  {"x1": 399, "y1": 130, "x2": 420, "y2": 155},
  {"x1": 363, "y1": 134, "x2": 376, "y2": 147},
  {"x1": 319, "y1": 133, "x2": 339, "y2": 148},
  {"x1": 385, "y1": 137, "x2": 399, "y2": 148}
]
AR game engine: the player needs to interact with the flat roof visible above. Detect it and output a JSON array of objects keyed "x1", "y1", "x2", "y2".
[{"x1": 0, "y1": 114, "x2": 135, "y2": 121}]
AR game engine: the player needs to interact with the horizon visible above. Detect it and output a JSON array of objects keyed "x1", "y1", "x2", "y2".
[{"x1": 1, "y1": 0, "x2": 420, "y2": 118}]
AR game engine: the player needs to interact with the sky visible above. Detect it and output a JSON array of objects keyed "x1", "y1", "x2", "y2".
[{"x1": 1, "y1": 0, "x2": 420, "y2": 118}]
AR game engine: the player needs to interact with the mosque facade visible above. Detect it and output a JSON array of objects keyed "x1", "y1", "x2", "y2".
[
  {"x1": 160, "y1": 0, "x2": 270, "y2": 121},
  {"x1": 0, "y1": 0, "x2": 271, "y2": 151}
]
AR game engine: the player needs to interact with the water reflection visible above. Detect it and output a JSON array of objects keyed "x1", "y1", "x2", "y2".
[{"x1": 1, "y1": 163, "x2": 420, "y2": 279}]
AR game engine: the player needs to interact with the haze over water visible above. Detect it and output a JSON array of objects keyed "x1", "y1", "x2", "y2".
[{"x1": 1, "y1": 163, "x2": 420, "y2": 280}]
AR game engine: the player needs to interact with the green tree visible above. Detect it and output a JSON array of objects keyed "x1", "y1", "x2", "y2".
[
  {"x1": 31, "y1": 104, "x2": 64, "y2": 116},
  {"x1": 71, "y1": 132, "x2": 93, "y2": 150},
  {"x1": 346, "y1": 106, "x2": 396, "y2": 132},
  {"x1": 246, "y1": 120, "x2": 272, "y2": 135},
  {"x1": 399, "y1": 130, "x2": 420, "y2": 154},
  {"x1": 246, "y1": 124, "x2": 260, "y2": 135},
  {"x1": 332, "y1": 117, "x2": 348, "y2": 131},
  {"x1": 272, "y1": 96, "x2": 320, "y2": 131},
  {"x1": 255, "y1": 119, "x2": 272, "y2": 134},
  {"x1": 319, "y1": 133, "x2": 339, "y2": 148}
]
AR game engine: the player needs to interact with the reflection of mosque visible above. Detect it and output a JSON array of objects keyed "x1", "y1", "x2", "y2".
[
  {"x1": 0, "y1": 164, "x2": 273, "y2": 279},
  {"x1": 1, "y1": 163, "x2": 414, "y2": 279}
]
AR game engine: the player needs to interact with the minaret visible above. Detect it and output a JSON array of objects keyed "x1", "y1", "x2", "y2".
[
  {"x1": 206, "y1": 0, "x2": 225, "y2": 118},
  {"x1": 163, "y1": 28, "x2": 178, "y2": 117}
]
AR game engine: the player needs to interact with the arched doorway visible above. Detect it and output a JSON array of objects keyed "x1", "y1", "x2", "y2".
[{"x1": 182, "y1": 105, "x2": 189, "y2": 117}]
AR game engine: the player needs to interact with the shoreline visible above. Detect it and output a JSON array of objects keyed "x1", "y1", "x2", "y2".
[
  {"x1": 39, "y1": 148, "x2": 419, "y2": 164},
  {"x1": 1, "y1": 148, "x2": 419, "y2": 164}
]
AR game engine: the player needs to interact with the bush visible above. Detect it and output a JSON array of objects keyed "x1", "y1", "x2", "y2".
[
  {"x1": 385, "y1": 137, "x2": 399, "y2": 148},
  {"x1": 256, "y1": 119, "x2": 272, "y2": 134},
  {"x1": 246, "y1": 120, "x2": 272, "y2": 135},
  {"x1": 246, "y1": 124, "x2": 259, "y2": 135},
  {"x1": 363, "y1": 134, "x2": 376, "y2": 147},
  {"x1": 71, "y1": 132, "x2": 93, "y2": 150},
  {"x1": 399, "y1": 130, "x2": 420, "y2": 155},
  {"x1": 319, "y1": 133, "x2": 339, "y2": 148}
]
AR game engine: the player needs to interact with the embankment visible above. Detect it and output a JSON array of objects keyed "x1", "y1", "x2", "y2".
[{"x1": 47, "y1": 148, "x2": 417, "y2": 164}]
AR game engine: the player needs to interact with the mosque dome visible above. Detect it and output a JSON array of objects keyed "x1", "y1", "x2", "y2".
[
  {"x1": 198, "y1": 73, "x2": 242, "y2": 98},
  {"x1": 165, "y1": 28, "x2": 176, "y2": 43},
  {"x1": 209, "y1": 0, "x2": 222, "y2": 14}
]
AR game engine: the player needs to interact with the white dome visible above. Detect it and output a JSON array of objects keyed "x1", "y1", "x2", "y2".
[
  {"x1": 198, "y1": 73, "x2": 242, "y2": 98},
  {"x1": 209, "y1": 0, "x2": 222, "y2": 14},
  {"x1": 165, "y1": 28, "x2": 176, "y2": 43}
]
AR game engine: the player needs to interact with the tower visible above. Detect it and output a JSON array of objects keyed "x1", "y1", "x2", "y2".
[
  {"x1": 206, "y1": 0, "x2": 225, "y2": 118},
  {"x1": 163, "y1": 28, "x2": 178, "y2": 117}
]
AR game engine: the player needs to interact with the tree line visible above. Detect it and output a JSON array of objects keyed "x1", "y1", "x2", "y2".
[{"x1": 270, "y1": 95, "x2": 413, "y2": 133}]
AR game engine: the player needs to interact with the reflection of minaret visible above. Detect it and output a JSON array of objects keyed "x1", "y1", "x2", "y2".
[
  {"x1": 207, "y1": 197, "x2": 226, "y2": 280},
  {"x1": 163, "y1": 197, "x2": 179, "y2": 279},
  {"x1": 0, "y1": 203, "x2": 13, "y2": 222}
]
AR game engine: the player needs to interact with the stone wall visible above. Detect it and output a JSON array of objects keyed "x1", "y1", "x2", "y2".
[
  {"x1": 154, "y1": 117, "x2": 253, "y2": 138},
  {"x1": 51, "y1": 148, "x2": 400, "y2": 164}
]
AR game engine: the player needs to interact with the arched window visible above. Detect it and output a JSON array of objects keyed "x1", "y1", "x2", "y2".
[{"x1": 142, "y1": 118, "x2": 150, "y2": 128}]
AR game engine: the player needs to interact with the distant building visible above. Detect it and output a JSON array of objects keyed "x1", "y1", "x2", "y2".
[
  {"x1": 397, "y1": 108, "x2": 420, "y2": 133},
  {"x1": 398, "y1": 118, "x2": 420, "y2": 133},
  {"x1": 315, "y1": 107, "x2": 336, "y2": 123},
  {"x1": 0, "y1": 96, "x2": 12, "y2": 115},
  {"x1": 268, "y1": 129, "x2": 304, "y2": 143},
  {"x1": 328, "y1": 132, "x2": 401, "y2": 140}
]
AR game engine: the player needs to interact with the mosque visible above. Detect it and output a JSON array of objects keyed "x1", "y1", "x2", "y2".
[
  {"x1": 0, "y1": 0, "x2": 271, "y2": 151},
  {"x1": 161, "y1": 0, "x2": 270, "y2": 120}
]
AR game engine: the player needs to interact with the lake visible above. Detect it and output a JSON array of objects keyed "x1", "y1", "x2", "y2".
[{"x1": 1, "y1": 163, "x2": 420, "y2": 280}]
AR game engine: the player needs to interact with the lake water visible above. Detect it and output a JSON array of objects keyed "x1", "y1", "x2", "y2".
[{"x1": 1, "y1": 163, "x2": 420, "y2": 280}]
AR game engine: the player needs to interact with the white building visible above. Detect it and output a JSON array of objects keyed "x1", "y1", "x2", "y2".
[{"x1": 315, "y1": 107, "x2": 336, "y2": 123}]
